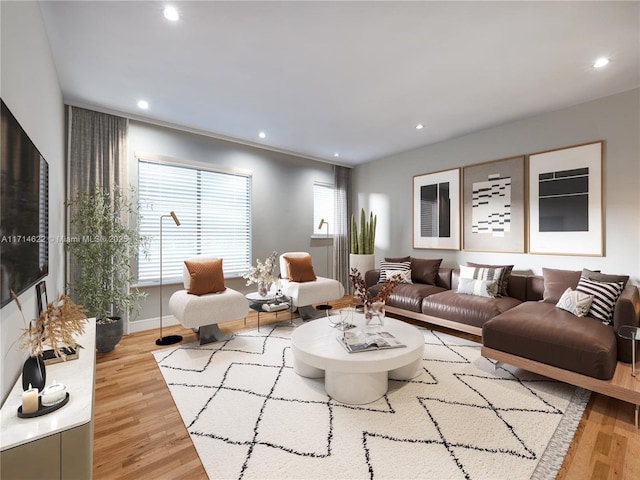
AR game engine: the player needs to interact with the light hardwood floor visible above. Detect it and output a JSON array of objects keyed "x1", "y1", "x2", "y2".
[{"x1": 94, "y1": 297, "x2": 639, "y2": 479}]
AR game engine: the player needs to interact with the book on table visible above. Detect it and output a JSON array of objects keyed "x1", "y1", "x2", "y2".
[{"x1": 338, "y1": 330, "x2": 406, "y2": 353}]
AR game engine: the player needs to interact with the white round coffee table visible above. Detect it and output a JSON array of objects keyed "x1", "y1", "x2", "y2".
[{"x1": 291, "y1": 314, "x2": 425, "y2": 404}]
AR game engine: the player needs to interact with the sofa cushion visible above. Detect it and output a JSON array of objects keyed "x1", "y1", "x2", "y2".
[
  {"x1": 542, "y1": 268, "x2": 582, "y2": 304},
  {"x1": 460, "y1": 265, "x2": 504, "y2": 296},
  {"x1": 576, "y1": 276, "x2": 624, "y2": 325},
  {"x1": 385, "y1": 256, "x2": 411, "y2": 263},
  {"x1": 385, "y1": 269, "x2": 412, "y2": 283},
  {"x1": 411, "y1": 258, "x2": 442, "y2": 285},
  {"x1": 284, "y1": 255, "x2": 317, "y2": 282},
  {"x1": 421, "y1": 290, "x2": 522, "y2": 328},
  {"x1": 185, "y1": 258, "x2": 226, "y2": 295},
  {"x1": 555, "y1": 288, "x2": 593, "y2": 317},
  {"x1": 378, "y1": 261, "x2": 411, "y2": 283},
  {"x1": 368, "y1": 283, "x2": 445, "y2": 313},
  {"x1": 582, "y1": 268, "x2": 629, "y2": 288},
  {"x1": 467, "y1": 262, "x2": 513, "y2": 297},
  {"x1": 457, "y1": 277, "x2": 499, "y2": 298},
  {"x1": 483, "y1": 302, "x2": 617, "y2": 380}
]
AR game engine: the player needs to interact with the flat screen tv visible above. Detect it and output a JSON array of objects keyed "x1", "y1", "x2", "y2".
[{"x1": 1, "y1": 99, "x2": 49, "y2": 307}]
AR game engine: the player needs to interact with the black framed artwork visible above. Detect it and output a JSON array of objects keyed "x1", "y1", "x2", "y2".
[{"x1": 528, "y1": 141, "x2": 603, "y2": 256}]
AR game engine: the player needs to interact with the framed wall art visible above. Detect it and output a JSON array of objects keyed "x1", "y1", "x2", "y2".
[
  {"x1": 528, "y1": 141, "x2": 603, "y2": 256},
  {"x1": 413, "y1": 168, "x2": 461, "y2": 250},
  {"x1": 463, "y1": 155, "x2": 526, "y2": 253}
]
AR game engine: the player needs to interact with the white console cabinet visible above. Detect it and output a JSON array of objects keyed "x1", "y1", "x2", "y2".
[{"x1": 1, "y1": 319, "x2": 96, "y2": 479}]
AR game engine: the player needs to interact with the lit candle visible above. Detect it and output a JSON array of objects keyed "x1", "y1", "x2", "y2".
[{"x1": 22, "y1": 384, "x2": 39, "y2": 414}]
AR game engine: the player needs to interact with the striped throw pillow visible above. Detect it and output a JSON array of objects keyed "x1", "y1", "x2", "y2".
[
  {"x1": 378, "y1": 261, "x2": 410, "y2": 283},
  {"x1": 459, "y1": 265, "x2": 505, "y2": 290},
  {"x1": 576, "y1": 276, "x2": 624, "y2": 325}
]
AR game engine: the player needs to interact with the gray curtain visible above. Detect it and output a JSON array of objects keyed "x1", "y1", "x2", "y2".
[
  {"x1": 333, "y1": 165, "x2": 351, "y2": 290},
  {"x1": 67, "y1": 106, "x2": 128, "y2": 195},
  {"x1": 66, "y1": 106, "x2": 129, "y2": 296}
]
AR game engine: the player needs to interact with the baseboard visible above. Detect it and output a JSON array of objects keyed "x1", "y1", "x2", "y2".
[{"x1": 128, "y1": 315, "x2": 180, "y2": 334}]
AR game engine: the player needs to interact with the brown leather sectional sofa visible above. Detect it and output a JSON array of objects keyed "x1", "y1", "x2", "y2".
[{"x1": 365, "y1": 261, "x2": 640, "y2": 381}]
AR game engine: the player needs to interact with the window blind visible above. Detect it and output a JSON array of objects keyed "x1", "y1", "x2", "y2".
[
  {"x1": 313, "y1": 183, "x2": 335, "y2": 235},
  {"x1": 137, "y1": 159, "x2": 252, "y2": 282}
]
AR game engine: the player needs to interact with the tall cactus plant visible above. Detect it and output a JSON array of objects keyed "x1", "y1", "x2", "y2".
[{"x1": 350, "y1": 208, "x2": 376, "y2": 254}]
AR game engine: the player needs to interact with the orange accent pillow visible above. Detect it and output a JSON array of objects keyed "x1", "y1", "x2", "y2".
[
  {"x1": 184, "y1": 258, "x2": 226, "y2": 295},
  {"x1": 284, "y1": 255, "x2": 317, "y2": 282}
]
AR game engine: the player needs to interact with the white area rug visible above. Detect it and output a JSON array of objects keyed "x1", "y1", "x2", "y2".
[{"x1": 153, "y1": 323, "x2": 589, "y2": 480}]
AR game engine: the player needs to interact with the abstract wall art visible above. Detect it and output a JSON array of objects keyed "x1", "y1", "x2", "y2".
[
  {"x1": 463, "y1": 156, "x2": 525, "y2": 252},
  {"x1": 413, "y1": 168, "x2": 460, "y2": 250},
  {"x1": 528, "y1": 141, "x2": 603, "y2": 256}
]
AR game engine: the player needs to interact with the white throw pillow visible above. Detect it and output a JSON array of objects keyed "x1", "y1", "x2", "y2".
[
  {"x1": 378, "y1": 261, "x2": 410, "y2": 283},
  {"x1": 457, "y1": 277, "x2": 499, "y2": 298},
  {"x1": 384, "y1": 269, "x2": 412, "y2": 284},
  {"x1": 555, "y1": 287, "x2": 594, "y2": 317}
]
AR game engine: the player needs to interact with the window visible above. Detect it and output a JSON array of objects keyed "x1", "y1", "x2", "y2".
[
  {"x1": 137, "y1": 158, "x2": 252, "y2": 282},
  {"x1": 313, "y1": 183, "x2": 335, "y2": 236}
]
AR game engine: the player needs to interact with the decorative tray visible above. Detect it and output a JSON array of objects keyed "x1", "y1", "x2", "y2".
[{"x1": 17, "y1": 392, "x2": 70, "y2": 418}]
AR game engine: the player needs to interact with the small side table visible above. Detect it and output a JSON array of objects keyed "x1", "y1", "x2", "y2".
[
  {"x1": 618, "y1": 326, "x2": 640, "y2": 377},
  {"x1": 245, "y1": 292, "x2": 294, "y2": 331}
]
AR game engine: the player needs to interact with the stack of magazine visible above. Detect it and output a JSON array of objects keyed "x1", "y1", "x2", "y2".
[{"x1": 338, "y1": 330, "x2": 406, "y2": 353}]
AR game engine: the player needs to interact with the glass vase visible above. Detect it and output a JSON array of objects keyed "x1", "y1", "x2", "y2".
[
  {"x1": 365, "y1": 301, "x2": 385, "y2": 328},
  {"x1": 258, "y1": 280, "x2": 269, "y2": 297}
]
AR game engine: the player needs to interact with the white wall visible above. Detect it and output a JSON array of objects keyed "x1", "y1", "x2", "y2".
[
  {"x1": 0, "y1": 2, "x2": 65, "y2": 403},
  {"x1": 127, "y1": 121, "x2": 336, "y2": 331},
  {"x1": 352, "y1": 88, "x2": 640, "y2": 284}
]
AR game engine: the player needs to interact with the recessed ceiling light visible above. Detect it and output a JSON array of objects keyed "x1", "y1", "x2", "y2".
[
  {"x1": 415, "y1": 124, "x2": 424, "y2": 130},
  {"x1": 258, "y1": 131, "x2": 266, "y2": 139},
  {"x1": 163, "y1": 6, "x2": 179, "y2": 22},
  {"x1": 593, "y1": 57, "x2": 609, "y2": 68},
  {"x1": 334, "y1": 153, "x2": 340, "y2": 158},
  {"x1": 137, "y1": 100, "x2": 149, "y2": 110}
]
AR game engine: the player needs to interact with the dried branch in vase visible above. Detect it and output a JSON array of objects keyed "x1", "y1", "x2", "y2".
[
  {"x1": 349, "y1": 267, "x2": 399, "y2": 308},
  {"x1": 12, "y1": 290, "x2": 88, "y2": 359}
]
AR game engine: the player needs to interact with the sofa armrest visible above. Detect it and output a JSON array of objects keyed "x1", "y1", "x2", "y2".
[
  {"x1": 436, "y1": 268, "x2": 453, "y2": 289},
  {"x1": 365, "y1": 269, "x2": 380, "y2": 288},
  {"x1": 614, "y1": 285, "x2": 640, "y2": 363}
]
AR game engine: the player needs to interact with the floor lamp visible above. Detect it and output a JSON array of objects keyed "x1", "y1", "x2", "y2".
[
  {"x1": 156, "y1": 211, "x2": 183, "y2": 346},
  {"x1": 316, "y1": 218, "x2": 332, "y2": 312}
]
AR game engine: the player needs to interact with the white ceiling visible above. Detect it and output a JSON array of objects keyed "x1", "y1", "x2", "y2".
[{"x1": 39, "y1": 1, "x2": 639, "y2": 166}]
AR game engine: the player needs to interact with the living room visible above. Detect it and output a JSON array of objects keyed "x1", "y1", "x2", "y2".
[{"x1": 1, "y1": 1, "x2": 639, "y2": 479}]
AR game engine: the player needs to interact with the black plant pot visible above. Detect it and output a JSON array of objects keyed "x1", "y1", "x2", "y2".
[
  {"x1": 96, "y1": 316, "x2": 123, "y2": 353},
  {"x1": 22, "y1": 355, "x2": 46, "y2": 392}
]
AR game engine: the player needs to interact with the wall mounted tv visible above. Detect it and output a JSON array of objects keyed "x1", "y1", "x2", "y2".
[{"x1": 1, "y1": 99, "x2": 49, "y2": 307}]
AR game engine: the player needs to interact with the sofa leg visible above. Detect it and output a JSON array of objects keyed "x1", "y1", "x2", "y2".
[
  {"x1": 199, "y1": 324, "x2": 233, "y2": 345},
  {"x1": 494, "y1": 361, "x2": 504, "y2": 373}
]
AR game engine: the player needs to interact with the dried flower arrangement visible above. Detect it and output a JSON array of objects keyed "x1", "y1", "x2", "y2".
[
  {"x1": 349, "y1": 267, "x2": 399, "y2": 308},
  {"x1": 12, "y1": 290, "x2": 88, "y2": 359},
  {"x1": 243, "y1": 251, "x2": 278, "y2": 287}
]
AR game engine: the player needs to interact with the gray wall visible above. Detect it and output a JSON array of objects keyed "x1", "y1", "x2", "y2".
[
  {"x1": 1, "y1": 2, "x2": 66, "y2": 402},
  {"x1": 352, "y1": 88, "x2": 640, "y2": 284},
  {"x1": 127, "y1": 121, "x2": 336, "y2": 328}
]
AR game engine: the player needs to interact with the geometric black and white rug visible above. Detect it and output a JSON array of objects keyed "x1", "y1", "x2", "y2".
[{"x1": 153, "y1": 323, "x2": 589, "y2": 480}]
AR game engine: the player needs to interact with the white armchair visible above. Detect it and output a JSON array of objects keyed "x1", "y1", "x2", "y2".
[
  {"x1": 277, "y1": 252, "x2": 345, "y2": 320},
  {"x1": 169, "y1": 255, "x2": 249, "y2": 344}
]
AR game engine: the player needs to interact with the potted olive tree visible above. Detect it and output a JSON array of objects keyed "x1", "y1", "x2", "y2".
[
  {"x1": 349, "y1": 208, "x2": 377, "y2": 275},
  {"x1": 66, "y1": 185, "x2": 149, "y2": 353}
]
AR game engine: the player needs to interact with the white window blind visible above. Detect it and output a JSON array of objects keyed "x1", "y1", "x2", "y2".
[
  {"x1": 137, "y1": 159, "x2": 252, "y2": 282},
  {"x1": 313, "y1": 183, "x2": 335, "y2": 236}
]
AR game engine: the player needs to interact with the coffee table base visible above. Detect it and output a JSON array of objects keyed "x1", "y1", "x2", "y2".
[{"x1": 294, "y1": 357, "x2": 423, "y2": 405}]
